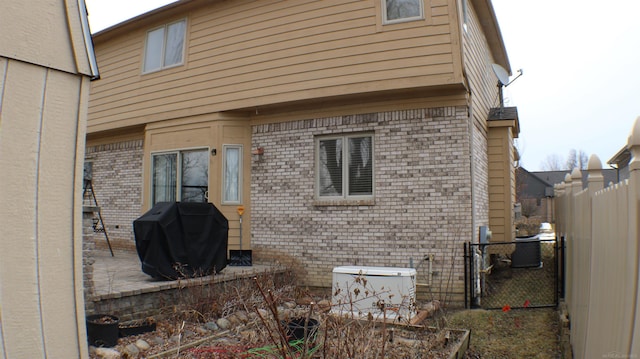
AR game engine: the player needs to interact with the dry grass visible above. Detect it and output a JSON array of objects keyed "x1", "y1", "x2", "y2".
[
  {"x1": 446, "y1": 308, "x2": 560, "y2": 358},
  {"x1": 98, "y1": 267, "x2": 560, "y2": 358}
]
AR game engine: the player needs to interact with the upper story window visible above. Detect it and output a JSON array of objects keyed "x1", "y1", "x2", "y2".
[
  {"x1": 316, "y1": 133, "x2": 374, "y2": 200},
  {"x1": 143, "y1": 19, "x2": 186, "y2": 73},
  {"x1": 383, "y1": 0, "x2": 424, "y2": 24}
]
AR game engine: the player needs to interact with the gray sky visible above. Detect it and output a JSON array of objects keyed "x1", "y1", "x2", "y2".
[{"x1": 86, "y1": 0, "x2": 640, "y2": 171}]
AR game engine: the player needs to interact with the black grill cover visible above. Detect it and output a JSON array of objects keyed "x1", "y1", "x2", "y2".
[{"x1": 133, "y1": 202, "x2": 228, "y2": 280}]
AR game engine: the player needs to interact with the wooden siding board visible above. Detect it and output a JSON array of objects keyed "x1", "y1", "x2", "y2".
[
  {"x1": 88, "y1": 0, "x2": 460, "y2": 131},
  {"x1": 189, "y1": 26, "x2": 453, "y2": 70},
  {"x1": 189, "y1": 0, "x2": 328, "y2": 32},
  {"x1": 89, "y1": 64, "x2": 455, "y2": 123},
  {"x1": 90, "y1": 31, "x2": 454, "y2": 104},
  {"x1": 89, "y1": 73, "x2": 459, "y2": 132},
  {"x1": 90, "y1": 50, "x2": 454, "y2": 112},
  {"x1": 190, "y1": 1, "x2": 370, "y2": 46}
]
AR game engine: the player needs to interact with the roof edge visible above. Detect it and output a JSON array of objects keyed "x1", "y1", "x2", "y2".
[{"x1": 470, "y1": 0, "x2": 511, "y2": 74}]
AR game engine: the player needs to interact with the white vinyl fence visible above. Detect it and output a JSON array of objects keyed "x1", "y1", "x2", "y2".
[{"x1": 555, "y1": 117, "x2": 640, "y2": 359}]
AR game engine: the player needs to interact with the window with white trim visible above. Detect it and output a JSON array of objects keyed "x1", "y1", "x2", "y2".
[
  {"x1": 222, "y1": 145, "x2": 242, "y2": 204},
  {"x1": 316, "y1": 134, "x2": 374, "y2": 200},
  {"x1": 143, "y1": 19, "x2": 186, "y2": 73},
  {"x1": 151, "y1": 149, "x2": 208, "y2": 206},
  {"x1": 383, "y1": 0, "x2": 424, "y2": 23}
]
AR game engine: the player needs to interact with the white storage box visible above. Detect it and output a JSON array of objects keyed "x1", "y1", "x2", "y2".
[{"x1": 331, "y1": 266, "x2": 416, "y2": 321}]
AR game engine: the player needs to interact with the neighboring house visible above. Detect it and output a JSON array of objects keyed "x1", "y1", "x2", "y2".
[
  {"x1": 516, "y1": 167, "x2": 619, "y2": 223},
  {"x1": 87, "y1": 0, "x2": 518, "y2": 304},
  {"x1": 516, "y1": 167, "x2": 555, "y2": 222},
  {"x1": 532, "y1": 169, "x2": 618, "y2": 190},
  {"x1": 0, "y1": 0, "x2": 98, "y2": 357},
  {"x1": 608, "y1": 146, "x2": 631, "y2": 183}
]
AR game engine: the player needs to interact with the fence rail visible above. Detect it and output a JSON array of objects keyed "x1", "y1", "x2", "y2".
[{"x1": 555, "y1": 117, "x2": 640, "y2": 358}]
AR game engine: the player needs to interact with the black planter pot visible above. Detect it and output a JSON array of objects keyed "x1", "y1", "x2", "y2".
[
  {"x1": 284, "y1": 317, "x2": 319, "y2": 341},
  {"x1": 119, "y1": 319, "x2": 157, "y2": 337},
  {"x1": 86, "y1": 314, "x2": 119, "y2": 347}
]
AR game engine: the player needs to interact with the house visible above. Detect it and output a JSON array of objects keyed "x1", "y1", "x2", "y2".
[
  {"x1": 0, "y1": 0, "x2": 98, "y2": 357},
  {"x1": 86, "y1": 0, "x2": 518, "y2": 304},
  {"x1": 516, "y1": 167, "x2": 619, "y2": 223},
  {"x1": 515, "y1": 167, "x2": 555, "y2": 222},
  {"x1": 608, "y1": 146, "x2": 631, "y2": 183}
]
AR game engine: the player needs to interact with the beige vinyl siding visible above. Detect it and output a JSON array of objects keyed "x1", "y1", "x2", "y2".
[
  {"x1": 463, "y1": 0, "x2": 501, "y2": 131},
  {"x1": 487, "y1": 125, "x2": 517, "y2": 242},
  {"x1": 460, "y1": 0, "x2": 502, "y2": 240},
  {"x1": 0, "y1": 58, "x2": 91, "y2": 359},
  {"x1": 88, "y1": 0, "x2": 461, "y2": 133}
]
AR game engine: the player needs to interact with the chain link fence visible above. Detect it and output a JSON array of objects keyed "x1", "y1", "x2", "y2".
[{"x1": 465, "y1": 238, "x2": 560, "y2": 309}]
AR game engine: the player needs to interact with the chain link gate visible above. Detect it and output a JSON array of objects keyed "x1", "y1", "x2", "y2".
[{"x1": 464, "y1": 238, "x2": 562, "y2": 309}]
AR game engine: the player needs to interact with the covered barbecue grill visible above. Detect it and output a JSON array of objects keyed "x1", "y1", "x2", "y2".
[{"x1": 133, "y1": 202, "x2": 228, "y2": 280}]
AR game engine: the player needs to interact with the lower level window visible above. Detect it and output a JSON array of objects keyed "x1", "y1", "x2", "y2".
[
  {"x1": 152, "y1": 149, "x2": 209, "y2": 205},
  {"x1": 316, "y1": 133, "x2": 373, "y2": 200}
]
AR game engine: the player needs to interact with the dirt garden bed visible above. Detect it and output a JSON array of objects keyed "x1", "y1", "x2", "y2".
[{"x1": 88, "y1": 271, "x2": 471, "y2": 358}]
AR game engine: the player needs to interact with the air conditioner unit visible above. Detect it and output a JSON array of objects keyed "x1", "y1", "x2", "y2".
[{"x1": 331, "y1": 266, "x2": 416, "y2": 321}]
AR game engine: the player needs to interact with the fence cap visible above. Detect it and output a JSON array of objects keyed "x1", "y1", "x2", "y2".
[
  {"x1": 587, "y1": 154, "x2": 602, "y2": 171},
  {"x1": 571, "y1": 168, "x2": 582, "y2": 180},
  {"x1": 629, "y1": 115, "x2": 640, "y2": 147}
]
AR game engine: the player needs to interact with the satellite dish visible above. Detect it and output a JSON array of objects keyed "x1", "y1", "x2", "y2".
[{"x1": 491, "y1": 64, "x2": 510, "y2": 87}]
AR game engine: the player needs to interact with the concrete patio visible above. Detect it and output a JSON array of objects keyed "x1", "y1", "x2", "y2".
[{"x1": 87, "y1": 248, "x2": 283, "y2": 320}]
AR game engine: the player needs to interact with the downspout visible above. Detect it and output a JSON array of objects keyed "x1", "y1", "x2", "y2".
[{"x1": 468, "y1": 104, "x2": 476, "y2": 242}]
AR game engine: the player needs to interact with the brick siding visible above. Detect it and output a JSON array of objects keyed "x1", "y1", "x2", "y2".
[
  {"x1": 251, "y1": 106, "x2": 476, "y2": 305},
  {"x1": 84, "y1": 140, "x2": 143, "y2": 248}
]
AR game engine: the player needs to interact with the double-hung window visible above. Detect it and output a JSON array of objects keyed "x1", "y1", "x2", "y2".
[
  {"x1": 151, "y1": 149, "x2": 209, "y2": 206},
  {"x1": 143, "y1": 19, "x2": 186, "y2": 73},
  {"x1": 316, "y1": 133, "x2": 374, "y2": 200},
  {"x1": 383, "y1": 0, "x2": 424, "y2": 23}
]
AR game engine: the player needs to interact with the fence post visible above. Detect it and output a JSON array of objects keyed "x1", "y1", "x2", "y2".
[
  {"x1": 562, "y1": 173, "x2": 574, "y2": 311},
  {"x1": 628, "y1": 117, "x2": 640, "y2": 357},
  {"x1": 583, "y1": 155, "x2": 603, "y2": 355}
]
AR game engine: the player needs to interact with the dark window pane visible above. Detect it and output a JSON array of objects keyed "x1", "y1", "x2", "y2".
[
  {"x1": 348, "y1": 136, "x2": 372, "y2": 195},
  {"x1": 386, "y1": 0, "x2": 421, "y2": 20},
  {"x1": 180, "y1": 150, "x2": 209, "y2": 203},
  {"x1": 152, "y1": 153, "x2": 177, "y2": 205},
  {"x1": 319, "y1": 138, "x2": 343, "y2": 196}
]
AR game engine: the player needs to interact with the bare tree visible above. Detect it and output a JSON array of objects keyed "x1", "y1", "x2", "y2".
[
  {"x1": 565, "y1": 149, "x2": 576, "y2": 170},
  {"x1": 564, "y1": 149, "x2": 589, "y2": 170},
  {"x1": 542, "y1": 149, "x2": 589, "y2": 171},
  {"x1": 541, "y1": 154, "x2": 564, "y2": 171},
  {"x1": 574, "y1": 149, "x2": 589, "y2": 170}
]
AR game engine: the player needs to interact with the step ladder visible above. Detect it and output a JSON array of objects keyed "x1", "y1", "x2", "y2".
[{"x1": 83, "y1": 179, "x2": 114, "y2": 256}]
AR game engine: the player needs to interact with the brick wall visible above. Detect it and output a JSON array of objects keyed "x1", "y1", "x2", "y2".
[
  {"x1": 472, "y1": 121, "x2": 490, "y2": 234},
  {"x1": 251, "y1": 106, "x2": 475, "y2": 305},
  {"x1": 85, "y1": 140, "x2": 143, "y2": 247}
]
